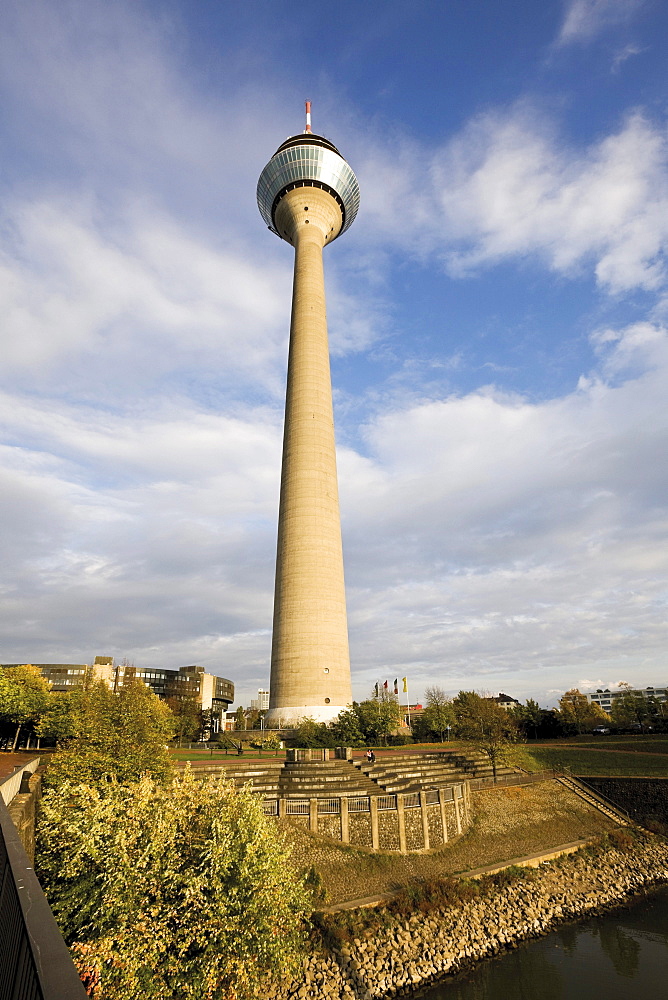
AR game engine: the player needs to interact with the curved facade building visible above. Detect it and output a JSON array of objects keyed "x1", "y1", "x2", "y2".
[{"x1": 258, "y1": 113, "x2": 358, "y2": 726}]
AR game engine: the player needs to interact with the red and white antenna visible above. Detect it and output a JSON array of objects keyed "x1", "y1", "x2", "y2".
[{"x1": 305, "y1": 100, "x2": 312, "y2": 133}]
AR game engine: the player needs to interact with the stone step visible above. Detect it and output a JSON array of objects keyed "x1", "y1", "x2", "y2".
[{"x1": 557, "y1": 776, "x2": 628, "y2": 825}]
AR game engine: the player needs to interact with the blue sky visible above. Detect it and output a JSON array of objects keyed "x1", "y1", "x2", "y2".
[{"x1": 1, "y1": 0, "x2": 667, "y2": 709}]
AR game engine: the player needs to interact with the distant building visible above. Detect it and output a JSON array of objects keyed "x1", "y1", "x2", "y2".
[
  {"x1": 487, "y1": 692, "x2": 521, "y2": 710},
  {"x1": 3, "y1": 657, "x2": 234, "y2": 730},
  {"x1": 403, "y1": 703, "x2": 423, "y2": 728},
  {"x1": 586, "y1": 686, "x2": 667, "y2": 714},
  {"x1": 250, "y1": 688, "x2": 270, "y2": 712}
]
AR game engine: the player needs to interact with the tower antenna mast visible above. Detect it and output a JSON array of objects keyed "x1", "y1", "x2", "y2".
[{"x1": 304, "y1": 100, "x2": 312, "y2": 133}]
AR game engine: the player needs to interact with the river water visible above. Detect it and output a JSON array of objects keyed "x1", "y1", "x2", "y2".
[{"x1": 414, "y1": 886, "x2": 668, "y2": 1000}]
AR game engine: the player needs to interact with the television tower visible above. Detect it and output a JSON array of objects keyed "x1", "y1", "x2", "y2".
[{"x1": 257, "y1": 103, "x2": 360, "y2": 726}]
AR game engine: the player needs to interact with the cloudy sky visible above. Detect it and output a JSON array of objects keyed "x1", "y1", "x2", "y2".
[{"x1": 1, "y1": 0, "x2": 667, "y2": 709}]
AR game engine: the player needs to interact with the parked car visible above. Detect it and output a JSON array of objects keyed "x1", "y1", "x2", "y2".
[{"x1": 591, "y1": 726, "x2": 610, "y2": 735}]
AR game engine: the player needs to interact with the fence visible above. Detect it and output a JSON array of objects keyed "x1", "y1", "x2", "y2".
[
  {"x1": 470, "y1": 768, "x2": 556, "y2": 791},
  {"x1": 261, "y1": 782, "x2": 470, "y2": 852},
  {"x1": 0, "y1": 764, "x2": 87, "y2": 1000}
]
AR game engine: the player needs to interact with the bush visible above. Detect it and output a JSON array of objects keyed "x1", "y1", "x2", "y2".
[
  {"x1": 388, "y1": 732, "x2": 414, "y2": 746},
  {"x1": 37, "y1": 770, "x2": 310, "y2": 1000}
]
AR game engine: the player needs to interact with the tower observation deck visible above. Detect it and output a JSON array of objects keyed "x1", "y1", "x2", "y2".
[{"x1": 257, "y1": 105, "x2": 359, "y2": 726}]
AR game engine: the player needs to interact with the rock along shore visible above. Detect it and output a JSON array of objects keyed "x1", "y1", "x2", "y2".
[{"x1": 271, "y1": 836, "x2": 668, "y2": 1000}]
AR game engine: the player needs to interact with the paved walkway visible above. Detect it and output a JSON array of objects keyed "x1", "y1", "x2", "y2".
[{"x1": 0, "y1": 752, "x2": 40, "y2": 781}]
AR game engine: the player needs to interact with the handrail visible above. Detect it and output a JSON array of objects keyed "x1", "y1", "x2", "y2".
[
  {"x1": 0, "y1": 757, "x2": 41, "y2": 806},
  {"x1": 562, "y1": 773, "x2": 631, "y2": 822},
  {"x1": 0, "y1": 795, "x2": 88, "y2": 999}
]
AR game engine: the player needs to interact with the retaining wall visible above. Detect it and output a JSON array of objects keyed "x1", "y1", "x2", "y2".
[
  {"x1": 264, "y1": 783, "x2": 471, "y2": 852},
  {"x1": 582, "y1": 776, "x2": 668, "y2": 827}
]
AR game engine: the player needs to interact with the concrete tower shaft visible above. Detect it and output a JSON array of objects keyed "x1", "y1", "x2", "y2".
[
  {"x1": 257, "y1": 119, "x2": 359, "y2": 727},
  {"x1": 269, "y1": 188, "x2": 352, "y2": 724}
]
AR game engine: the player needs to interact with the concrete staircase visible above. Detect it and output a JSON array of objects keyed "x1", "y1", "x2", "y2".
[
  {"x1": 179, "y1": 751, "x2": 519, "y2": 800},
  {"x1": 277, "y1": 760, "x2": 379, "y2": 798},
  {"x1": 356, "y1": 752, "x2": 517, "y2": 794},
  {"x1": 181, "y1": 759, "x2": 284, "y2": 796},
  {"x1": 557, "y1": 775, "x2": 629, "y2": 825},
  {"x1": 177, "y1": 758, "x2": 378, "y2": 798}
]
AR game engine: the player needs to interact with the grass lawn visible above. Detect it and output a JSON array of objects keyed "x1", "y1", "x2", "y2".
[
  {"x1": 515, "y1": 744, "x2": 668, "y2": 777},
  {"x1": 170, "y1": 748, "x2": 286, "y2": 762}
]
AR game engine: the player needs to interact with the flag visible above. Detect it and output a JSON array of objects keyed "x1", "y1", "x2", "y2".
[
  {"x1": 402, "y1": 677, "x2": 408, "y2": 692},
  {"x1": 393, "y1": 678, "x2": 398, "y2": 694},
  {"x1": 374, "y1": 682, "x2": 379, "y2": 697},
  {"x1": 383, "y1": 680, "x2": 388, "y2": 689}
]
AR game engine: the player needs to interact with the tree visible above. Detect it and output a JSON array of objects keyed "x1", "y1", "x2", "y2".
[
  {"x1": 510, "y1": 698, "x2": 544, "y2": 740},
  {"x1": 37, "y1": 770, "x2": 310, "y2": 1000},
  {"x1": 234, "y1": 705, "x2": 246, "y2": 730},
  {"x1": 331, "y1": 707, "x2": 365, "y2": 747},
  {"x1": 165, "y1": 696, "x2": 200, "y2": 745},
  {"x1": 453, "y1": 691, "x2": 519, "y2": 782},
  {"x1": 45, "y1": 678, "x2": 174, "y2": 788},
  {"x1": 0, "y1": 664, "x2": 52, "y2": 750},
  {"x1": 558, "y1": 689, "x2": 609, "y2": 734},
  {"x1": 355, "y1": 690, "x2": 402, "y2": 746},
  {"x1": 421, "y1": 686, "x2": 455, "y2": 742},
  {"x1": 294, "y1": 716, "x2": 330, "y2": 748},
  {"x1": 610, "y1": 683, "x2": 649, "y2": 729}
]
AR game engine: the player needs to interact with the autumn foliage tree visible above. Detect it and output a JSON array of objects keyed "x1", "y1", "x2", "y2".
[
  {"x1": 453, "y1": 691, "x2": 519, "y2": 781},
  {"x1": 44, "y1": 677, "x2": 174, "y2": 788},
  {"x1": 421, "y1": 686, "x2": 455, "y2": 741},
  {"x1": 355, "y1": 689, "x2": 403, "y2": 746},
  {"x1": 0, "y1": 664, "x2": 51, "y2": 750},
  {"x1": 37, "y1": 770, "x2": 310, "y2": 1000},
  {"x1": 558, "y1": 689, "x2": 610, "y2": 734}
]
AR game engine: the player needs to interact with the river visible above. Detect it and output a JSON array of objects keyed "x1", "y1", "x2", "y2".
[{"x1": 414, "y1": 885, "x2": 668, "y2": 1000}]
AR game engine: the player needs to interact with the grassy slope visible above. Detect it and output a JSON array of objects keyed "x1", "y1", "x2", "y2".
[
  {"x1": 286, "y1": 781, "x2": 619, "y2": 905},
  {"x1": 512, "y1": 737, "x2": 668, "y2": 777}
]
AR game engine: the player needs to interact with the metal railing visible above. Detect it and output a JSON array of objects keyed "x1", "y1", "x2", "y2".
[
  {"x1": 470, "y1": 768, "x2": 555, "y2": 790},
  {"x1": 317, "y1": 798, "x2": 340, "y2": 815},
  {"x1": 347, "y1": 796, "x2": 371, "y2": 813},
  {"x1": 560, "y1": 774, "x2": 631, "y2": 822},
  {"x1": 0, "y1": 795, "x2": 87, "y2": 999},
  {"x1": 284, "y1": 800, "x2": 310, "y2": 815},
  {"x1": 261, "y1": 783, "x2": 468, "y2": 819}
]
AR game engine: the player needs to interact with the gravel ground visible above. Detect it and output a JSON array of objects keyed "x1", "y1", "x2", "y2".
[{"x1": 284, "y1": 780, "x2": 619, "y2": 904}]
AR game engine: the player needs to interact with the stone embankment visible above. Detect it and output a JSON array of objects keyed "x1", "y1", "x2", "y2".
[{"x1": 273, "y1": 836, "x2": 668, "y2": 1000}]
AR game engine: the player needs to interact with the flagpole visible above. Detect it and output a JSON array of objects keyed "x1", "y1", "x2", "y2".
[{"x1": 403, "y1": 677, "x2": 411, "y2": 729}]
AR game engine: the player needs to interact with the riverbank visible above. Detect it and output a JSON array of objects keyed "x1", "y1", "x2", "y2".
[
  {"x1": 284, "y1": 780, "x2": 620, "y2": 905},
  {"x1": 273, "y1": 832, "x2": 668, "y2": 999}
]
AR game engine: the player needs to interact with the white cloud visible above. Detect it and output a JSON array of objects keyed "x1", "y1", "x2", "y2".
[
  {"x1": 1, "y1": 0, "x2": 666, "y2": 711},
  {"x1": 359, "y1": 109, "x2": 668, "y2": 296},
  {"x1": 339, "y1": 322, "x2": 668, "y2": 702},
  {"x1": 557, "y1": 0, "x2": 644, "y2": 46},
  {"x1": 0, "y1": 198, "x2": 295, "y2": 396}
]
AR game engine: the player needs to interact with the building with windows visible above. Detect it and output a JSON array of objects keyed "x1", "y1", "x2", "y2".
[
  {"x1": 586, "y1": 686, "x2": 667, "y2": 714},
  {"x1": 487, "y1": 692, "x2": 521, "y2": 710},
  {"x1": 3, "y1": 657, "x2": 234, "y2": 728},
  {"x1": 250, "y1": 689, "x2": 270, "y2": 712}
]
